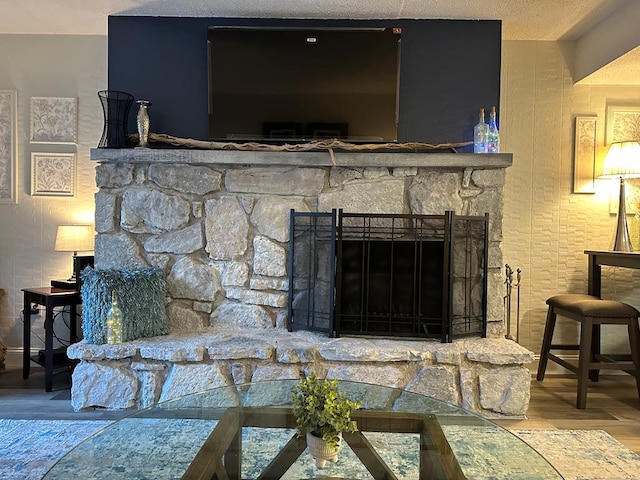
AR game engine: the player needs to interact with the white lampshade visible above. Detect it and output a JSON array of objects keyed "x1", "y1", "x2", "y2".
[
  {"x1": 600, "y1": 141, "x2": 640, "y2": 178},
  {"x1": 54, "y1": 225, "x2": 95, "y2": 253}
]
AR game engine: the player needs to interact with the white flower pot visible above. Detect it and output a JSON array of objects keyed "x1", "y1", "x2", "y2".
[{"x1": 306, "y1": 432, "x2": 342, "y2": 468}]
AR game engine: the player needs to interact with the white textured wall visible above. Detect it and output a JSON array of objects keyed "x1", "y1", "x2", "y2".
[
  {"x1": 1, "y1": 35, "x2": 639, "y2": 363},
  {"x1": 502, "y1": 40, "x2": 640, "y2": 354},
  {"x1": 0, "y1": 35, "x2": 106, "y2": 354}
]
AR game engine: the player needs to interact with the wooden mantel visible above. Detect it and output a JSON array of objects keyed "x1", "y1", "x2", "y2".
[{"x1": 91, "y1": 148, "x2": 513, "y2": 169}]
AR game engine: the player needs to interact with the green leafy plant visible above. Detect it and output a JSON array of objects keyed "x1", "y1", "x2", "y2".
[{"x1": 291, "y1": 374, "x2": 362, "y2": 450}]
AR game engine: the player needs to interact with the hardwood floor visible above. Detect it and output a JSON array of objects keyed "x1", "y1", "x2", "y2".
[
  {"x1": 494, "y1": 374, "x2": 640, "y2": 455},
  {"x1": 1, "y1": 366, "x2": 639, "y2": 453}
]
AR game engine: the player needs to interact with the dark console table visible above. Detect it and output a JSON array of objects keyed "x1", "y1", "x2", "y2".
[{"x1": 22, "y1": 287, "x2": 81, "y2": 391}]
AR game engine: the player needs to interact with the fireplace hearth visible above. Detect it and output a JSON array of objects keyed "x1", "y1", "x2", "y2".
[{"x1": 289, "y1": 210, "x2": 488, "y2": 342}]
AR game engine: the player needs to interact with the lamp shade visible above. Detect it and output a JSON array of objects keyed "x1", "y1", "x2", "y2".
[
  {"x1": 599, "y1": 141, "x2": 640, "y2": 178},
  {"x1": 54, "y1": 225, "x2": 95, "y2": 253}
]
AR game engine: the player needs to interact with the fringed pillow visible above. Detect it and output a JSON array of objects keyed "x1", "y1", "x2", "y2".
[{"x1": 81, "y1": 267, "x2": 168, "y2": 344}]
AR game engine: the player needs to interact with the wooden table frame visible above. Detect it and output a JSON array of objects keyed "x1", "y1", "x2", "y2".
[
  {"x1": 22, "y1": 286, "x2": 81, "y2": 392},
  {"x1": 585, "y1": 250, "x2": 640, "y2": 381},
  {"x1": 167, "y1": 407, "x2": 466, "y2": 480}
]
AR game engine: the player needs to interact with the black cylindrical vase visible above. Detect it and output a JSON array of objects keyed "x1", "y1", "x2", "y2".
[{"x1": 97, "y1": 90, "x2": 134, "y2": 148}]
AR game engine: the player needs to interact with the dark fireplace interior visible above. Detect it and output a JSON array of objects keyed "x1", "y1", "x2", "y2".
[{"x1": 288, "y1": 210, "x2": 488, "y2": 342}]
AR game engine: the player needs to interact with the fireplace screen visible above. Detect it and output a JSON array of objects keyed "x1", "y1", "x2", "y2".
[{"x1": 288, "y1": 210, "x2": 488, "y2": 342}]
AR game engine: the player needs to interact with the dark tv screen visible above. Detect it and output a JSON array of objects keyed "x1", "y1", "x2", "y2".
[{"x1": 207, "y1": 27, "x2": 401, "y2": 142}]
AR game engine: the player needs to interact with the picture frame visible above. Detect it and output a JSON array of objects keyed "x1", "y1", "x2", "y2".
[
  {"x1": 605, "y1": 104, "x2": 640, "y2": 145},
  {"x1": 30, "y1": 97, "x2": 78, "y2": 144},
  {"x1": 0, "y1": 90, "x2": 18, "y2": 204},
  {"x1": 573, "y1": 115, "x2": 597, "y2": 194},
  {"x1": 31, "y1": 152, "x2": 77, "y2": 197}
]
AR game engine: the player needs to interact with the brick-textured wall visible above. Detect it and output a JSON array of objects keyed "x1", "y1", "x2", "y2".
[{"x1": 501, "y1": 40, "x2": 640, "y2": 354}]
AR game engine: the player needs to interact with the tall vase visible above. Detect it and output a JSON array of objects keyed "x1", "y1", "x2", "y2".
[
  {"x1": 97, "y1": 90, "x2": 134, "y2": 148},
  {"x1": 136, "y1": 100, "x2": 151, "y2": 148}
]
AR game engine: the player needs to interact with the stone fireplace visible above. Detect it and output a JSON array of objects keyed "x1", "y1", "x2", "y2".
[{"x1": 68, "y1": 148, "x2": 534, "y2": 417}]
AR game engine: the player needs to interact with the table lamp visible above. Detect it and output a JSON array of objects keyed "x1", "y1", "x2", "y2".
[
  {"x1": 599, "y1": 141, "x2": 640, "y2": 252},
  {"x1": 54, "y1": 224, "x2": 95, "y2": 283}
]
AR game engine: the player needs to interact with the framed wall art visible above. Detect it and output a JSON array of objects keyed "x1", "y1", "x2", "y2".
[
  {"x1": 605, "y1": 104, "x2": 640, "y2": 145},
  {"x1": 0, "y1": 90, "x2": 18, "y2": 204},
  {"x1": 31, "y1": 152, "x2": 77, "y2": 197},
  {"x1": 573, "y1": 115, "x2": 597, "y2": 194},
  {"x1": 30, "y1": 96, "x2": 78, "y2": 144}
]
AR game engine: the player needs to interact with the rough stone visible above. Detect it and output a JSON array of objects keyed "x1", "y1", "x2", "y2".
[
  {"x1": 159, "y1": 363, "x2": 230, "y2": 403},
  {"x1": 95, "y1": 163, "x2": 135, "y2": 188},
  {"x1": 363, "y1": 167, "x2": 390, "y2": 179},
  {"x1": 250, "y1": 196, "x2": 310, "y2": 243},
  {"x1": 136, "y1": 368, "x2": 165, "y2": 409},
  {"x1": 192, "y1": 202, "x2": 204, "y2": 218},
  {"x1": 251, "y1": 364, "x2": 301, "y2": 382},
  {"x1": 138, "y1": 337, "x2": 206, "y2": 362},
  {"x1": 144, "y1": 222, "x2": 204, "y2": 254},
  {"x1": 465, "y1": 338, "x2": 534, "y2": 365},
  {"x1": 405, "y1": 365, "x2": 460, "y2": 405},
  {"x1": 121, "y1": 189, "x2": 191, "y2": 234},
  {"x1": 408, "y1": 171, "x2": 463, "y2": 214},
  {"x1": 468, "y1": 188, "x2": 503, "y2": 240},
  {"x1": 226, "y1": 167, "x2": 325, "y2": 195},
  {"x1": 472, "y1": 168, "x2": 506, "y2": 187},
  {"x1": 148, "y1": 164, "x2": 222, "y2": 195},
  {"x1": 193, "y1": 301, "x2": 212, "y2": 314},
  {"x1": 253, "y1": 236, "x2": 287, "y2": 277},
  {"x1": 166, "y1": 301, "x2": 209, "y2": 332},
  {"x1": 318, "y1": 178, "x2": 405, "y2": 214},
  {"x1": 207, "y1": 337, "x2": 275, "y2": 360},
  {"x1": 392, "y1": 167, "x2": 417, "y2": 177},
  {"x1": 250, "y1": 277, "x2": 289, "y2": 291},
  {"x1": 325, "y1": 364, "x2": 407, "y2": 389},
  {"x1": 276, "y1": 344, "x2": 318, "y2": 363},
  {"x1": 459, "y1": 368, "x2": 477, "y2": 413},
  {"x1": 94, "y1": 233, "x2": 148, "y2": 269},
  {"x1": 71, "y1": 362, "x2": 138, "y2": 410},
  {"x1": 225, "y1": 287, "x2": 287, "y2": 308},
  {"x1": 318, "y1": 338, "x2": 430, "y2": 362},
  {"x1": 167, "y1": 256, "x2": 221, "y2": 302},
  {"x1": 211, "y1": 302, "x2": 275, "y2": 329},
  {"x1": 479, "y1": 367, "x2": 531, "y2": 415},
  {"x1": 95, "y1": 191, "x2": 117, "y2": 233},
  {"x1": 205, "y1": 196, "x2": 249, "y2": 260},
  {"x1": 220, "y1": 261, "x2": 250, "y2": 287},
  {"x1": 329, "y1": 167, "x2": 362, "y2": 187},
  {"x1": 146, "y1": 253, "x2": 171, "y2": 270},
  {"x1": 66, "y1": 341, "x2": 139, "y2": 360}
]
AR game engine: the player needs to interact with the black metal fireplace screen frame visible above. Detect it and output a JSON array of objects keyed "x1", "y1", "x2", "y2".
[{"x1": 288, "y1": 210, "x2": 488, "y2": 342}]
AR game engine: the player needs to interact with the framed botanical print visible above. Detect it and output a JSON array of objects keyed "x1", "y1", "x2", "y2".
[
  {"x1": 0, "y1": 90, "x2": 18, "y2": 203},
  {"x1": 31, "y1": 152, "x2": 77, "y2": 197},
  {"x1": 30, "y1": 97, "x2": 78, "y2": 144}
]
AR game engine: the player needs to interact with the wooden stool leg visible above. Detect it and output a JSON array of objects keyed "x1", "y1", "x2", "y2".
[
  {"x1": 537, "y1": 306, "x2": 557, "y2": 381},
  {"x1": 589, "y1": 324, "x2": 601, "y2": 382},
  {"x1": 576, "y1": 317, "x2": 594, "y2": 409},
  {"x1": 627, "y1": 319, "x2": 640, "y2": 402}
]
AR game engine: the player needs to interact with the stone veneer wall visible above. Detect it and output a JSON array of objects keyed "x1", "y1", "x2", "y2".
[{"x1": 69, "y1": 149, "x2": 534, "y2": 417}]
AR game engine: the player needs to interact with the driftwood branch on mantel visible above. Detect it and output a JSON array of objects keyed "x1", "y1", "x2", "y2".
[{"x1": 132, "y1": 132, "x2": 473, "y2": 153}]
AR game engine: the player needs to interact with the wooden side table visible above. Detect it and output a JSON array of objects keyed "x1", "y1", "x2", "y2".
[{"x1": 22, "y1": 287, "x2": 81, "y2": 392}]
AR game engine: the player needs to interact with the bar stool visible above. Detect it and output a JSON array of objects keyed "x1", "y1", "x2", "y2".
[{"x1": 536, "y1": 293, "x2": 640, "y2": 409}]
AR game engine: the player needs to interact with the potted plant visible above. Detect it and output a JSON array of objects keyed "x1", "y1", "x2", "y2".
[{"x1": 291, "y1": 373, "x2": 362, "y2": 468}]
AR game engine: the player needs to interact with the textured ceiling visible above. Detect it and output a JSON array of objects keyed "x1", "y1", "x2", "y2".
[
  {"x1": 0, "y1": 0, "x2": 638, "y2": 84},
  {"x1": 0, "y1": 0, "x2": 621, "y2": 39}
]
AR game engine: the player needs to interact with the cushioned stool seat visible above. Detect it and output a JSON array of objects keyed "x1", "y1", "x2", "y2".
[{"x1": 536, "y1": 294, "x2": 640, "y2": 409}]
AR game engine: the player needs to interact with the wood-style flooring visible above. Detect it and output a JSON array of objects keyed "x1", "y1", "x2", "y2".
[{"x1": 1, "y1": 367, "x2": 639, "y2": 453}]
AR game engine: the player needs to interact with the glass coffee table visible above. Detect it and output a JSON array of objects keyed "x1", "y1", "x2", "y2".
[{"x1": 43, "y1": 380, "x2": 562, "y2": 479}]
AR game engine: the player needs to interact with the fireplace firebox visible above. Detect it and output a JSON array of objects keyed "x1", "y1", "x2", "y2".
[{"x1": 288, "y1": 210, "x2": 488, "y2": 342}]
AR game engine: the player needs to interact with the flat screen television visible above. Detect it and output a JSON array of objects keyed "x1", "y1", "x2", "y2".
[{"x1": 207, "y1": 26, "x2": 401, "y2": 143}]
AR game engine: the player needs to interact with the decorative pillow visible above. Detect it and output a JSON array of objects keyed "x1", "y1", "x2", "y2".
[{"x1": 80, "y1": 267, "x2": 168, "y2": 344}]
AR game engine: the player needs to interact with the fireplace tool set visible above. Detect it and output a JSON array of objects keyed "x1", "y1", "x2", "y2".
[{"x1": 504, "y1": 264, "x2": 522, "y2": 343}]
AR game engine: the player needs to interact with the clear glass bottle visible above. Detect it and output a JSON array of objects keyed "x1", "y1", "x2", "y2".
[
  {"x1": 106, "y1": 290, "x2": 123, "y2": 345},
  {"x1": 487, "y1": 105, "x2": 500, "y2": 153},
  {"x1": 473, "y1": 108, "x2": 488, "y2": 153}
]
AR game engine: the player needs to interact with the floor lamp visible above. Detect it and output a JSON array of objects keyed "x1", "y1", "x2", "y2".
[{"x1": 599, "y1": 141, "x2": 640, "y2": 252}]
